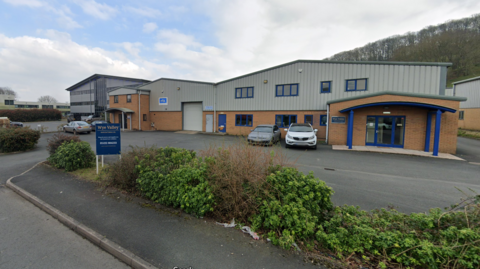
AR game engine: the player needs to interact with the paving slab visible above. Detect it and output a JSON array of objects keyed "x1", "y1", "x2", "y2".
[{"x1": 11, "y1": 164, "x2": 326, "y2": 269}]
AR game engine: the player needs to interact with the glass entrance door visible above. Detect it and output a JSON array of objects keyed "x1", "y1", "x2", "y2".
[{"x1": 365, "y1": 116, "x2": 405, "y2": 147}]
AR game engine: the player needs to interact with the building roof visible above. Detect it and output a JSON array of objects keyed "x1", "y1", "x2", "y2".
[
  {"x1": 452, "y1": 75, "x2": 480, "y2": 85},
  {"x1": 65, "y1": 74, "x2": 151, "y2": 92},
  {"x1": 105, "y1": 107, "x2": 135, "y2": 113},
  {"x1": 327, "y1": 91, "x2": 467, "y2": 105}
]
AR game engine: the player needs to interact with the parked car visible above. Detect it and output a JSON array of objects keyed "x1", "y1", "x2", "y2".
[
  {"x1": 10, "y1": 121, "x2": 24, "y2": 127},
  {"x1": 63, "y1": 121, "x2": 91, "y2": 134},
  {"x1": 284, "y1": 123, "x2": 317, "y2": 149},
  {"x1": 90, "y1": 120, "x2": 108, "y2": 131},
  {"x1": 66, "y1": 114, "x2": 75, "y2": 123},
  {"x1": 85, "y1": 115, "x2": 103, "y2": 123},
  {"x1": 247, "y1": 124, "x2": 281, "y2": 145}
]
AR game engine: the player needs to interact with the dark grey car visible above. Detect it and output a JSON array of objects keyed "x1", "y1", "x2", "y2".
[{"x1": 247, "y1": 124, "x2": 281, "y2": 145}]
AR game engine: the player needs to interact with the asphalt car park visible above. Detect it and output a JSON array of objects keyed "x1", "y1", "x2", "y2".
[{"x1": 48, "y1": 130, "x2": 479, "y2": 214}]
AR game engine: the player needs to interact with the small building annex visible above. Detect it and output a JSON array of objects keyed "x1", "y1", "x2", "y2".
[
  {"x1": 102, "y1": 60, "x2": 466, "y2": 155},
  {"x1": 453, "y1": 76, "x2": 480, "y2": 131}
]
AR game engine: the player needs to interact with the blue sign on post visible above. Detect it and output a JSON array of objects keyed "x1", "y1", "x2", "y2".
[{"x1": 96, "y1": 124, "x2": 121, "y2": 155}]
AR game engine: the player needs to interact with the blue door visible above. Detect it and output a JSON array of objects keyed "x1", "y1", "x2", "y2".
[
  {"x1": 365, "y1": 116, "x2": 405, "y2": 148},
  {"x1": 218, "y1": 114, "x2": 226, "y2": 133}
]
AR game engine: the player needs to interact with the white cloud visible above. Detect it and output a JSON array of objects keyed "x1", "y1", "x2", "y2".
[
  {"x1": 74, "y1": 0, "x2": 117, "y2": 20},
  {"x1": 0, "y1": 31, "x2": 169, "y2": 102},
  {"x1": 157, "y1": 29, "x2": 201, "y2": 48},
  {"x1": 142, "y1": 22, "x2": 157, "y2": 33},
  {"x1": 123, "y1": 6, "x2": 162, "y2": 18},
  {"x1": 2, "y1": 0, "x2": 44, "y2": 8}
]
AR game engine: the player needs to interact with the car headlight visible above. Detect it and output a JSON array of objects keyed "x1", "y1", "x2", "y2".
[
  {"x1": 309, "y1": 135, "x2": 315, "y2": 140},
  {"x1": 287, "y1": 135, "x2": 293, "y2": 139}
]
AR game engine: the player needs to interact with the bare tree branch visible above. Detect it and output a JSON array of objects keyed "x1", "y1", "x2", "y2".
[{"x1": 38, "y1": 95, "x2": 58, "y2": 103}]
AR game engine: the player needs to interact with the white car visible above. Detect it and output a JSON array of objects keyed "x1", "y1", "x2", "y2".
[{"x1": 284, "y1": 123, "x2": 318, "y2": 149}]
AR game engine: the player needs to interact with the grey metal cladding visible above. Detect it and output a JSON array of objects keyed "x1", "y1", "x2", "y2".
[
  {"x1": 439, "y1": 66, "x2": 447, "y2": 95},
  {"x1": 141, "y1": 79, "x2": 215, "y2": 111},
  {"x1": 456, "y1": 79, "x2": 480, "y2": 108},
  {"x1": 215, "y1": 62, "x2": 443, "y2": 111},
  {"x1": 108, "y1": 88, "x2": 138, "y2": 96},
  {"x1": 70, "y1": 94, "x2": 94, "y2": 102},
  {"x1": 70, "y1": 105, "x2": 93, "y2": 113}
]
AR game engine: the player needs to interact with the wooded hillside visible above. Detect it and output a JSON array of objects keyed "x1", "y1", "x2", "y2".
[{"x1": 325, "y1": 14, "x2": 480, "y2": 85}]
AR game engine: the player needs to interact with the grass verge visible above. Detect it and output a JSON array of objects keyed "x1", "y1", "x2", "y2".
[{"x1": 458, "y1": 129, "x2": 480, "y2": 140}]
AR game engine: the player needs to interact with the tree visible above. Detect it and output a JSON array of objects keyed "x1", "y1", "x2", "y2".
[
  {"x1": 0, "y1": 86, "x2": 18, "y2": 100},
  {"x1": 38, "y1": 95, "x2": 58, "y2": 103}
]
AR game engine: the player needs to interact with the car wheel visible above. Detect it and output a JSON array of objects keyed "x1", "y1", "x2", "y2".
[
  {"x1": 285, "y1": 144, "x2": 290, "y2": 148},
  {"x1": 73, "y1": 129, "x2": 77, "y2": 135},
  {"x1": 63, "y1": 128, "x2": 67, "y2": 133},
  {"x1": 87, "y1": 131, "x2": 91, "y2": 134},
  {"x1": 312, "y1": 144, "x2": 317, "y2": 150}
]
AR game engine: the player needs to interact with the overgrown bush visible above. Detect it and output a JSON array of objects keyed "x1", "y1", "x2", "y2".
[
  {"x1": 46, "y1": 133, "x2": 81, "y2": 155},
  {"x1": 0, "y1": 126, "x2": 40, "y2": 153},
  {"x1": 0, "y1": 109, "x2": 62, "y2": 122},
  {"x1": 48, "y1": 141, "x2": 95, "y2": 172},
  {"x1": 105, "y1": 145, "x2": 159, "y2": 192},
  {"x1": 135, "y1": 147, "x2": 214, "y2": 217},
  {"x1": 251, "y1": 167, "x2": 334, "y2": 249},
  {"x1": 316, "y1": 195, "x2": 480, "y2": 269},
  {"x1": 199, "y1": 141, "x2": 291, "y2": 223}
]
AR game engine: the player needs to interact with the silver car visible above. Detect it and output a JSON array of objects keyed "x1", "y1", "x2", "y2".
[
  {"x1": 63, "y1": 121, "x2": 92, "y2": 135},
  {"x1": 247, "y1": 124, "x2": 281, "y2": 145}
]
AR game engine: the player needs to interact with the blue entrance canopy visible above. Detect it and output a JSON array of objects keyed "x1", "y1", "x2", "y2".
[{"x1": 339, "y1": 101, "x2": 457, "y2": 113}]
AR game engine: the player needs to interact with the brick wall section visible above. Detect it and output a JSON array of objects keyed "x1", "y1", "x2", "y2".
[
  {"x1": 458, "y1": 108, "x2": 480, "y2": 131},
  {"x1": 149, "y1": 111, "x2": 182, "y2": 131},
  {"x1": 202, "y1": 110, "x2": 328, "y2": 138},
  {"x1": 108, "y1": 94, "x2": 150, "y2": 131},
  {"x1": 329, "y1": 95, "x2": 460, "y2": 154}
]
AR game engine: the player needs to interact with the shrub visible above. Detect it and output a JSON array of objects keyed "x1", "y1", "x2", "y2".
[
  {"x1": 46, "y1": 133, "x2": 81, "y2": 155},
  {"x1": 316, "y1": 198, "x2": 480, "y2": 268},
  {"x1": 0, "y1": 109, "x2": 62, "y2": 122},
  {"x1": 199, "y1": 140, "x2": 292, "y2": 223},
  {"x1": 104, "y1": 145, "x2": 160, "y2": 192},
  {"x1": 135, "y1": 147, "x2": 215, "y2": 217},
  {"x1": 0, "y1": 126, "x2": 40, "y2": 152},
  {"x1": 250, "y1": 167, "x2": 334, "y2": 249},
  {"x1": 48, "y1": 141, "x2": 95, "y2": 172}
]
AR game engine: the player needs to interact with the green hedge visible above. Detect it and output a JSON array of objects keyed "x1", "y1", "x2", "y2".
[
  {"x1": 0, "y1": 109, "x2": 62, "y2": 122},
  {"x1": 48, "y1": 141, "x2": 95, "y2": 171},
  {"x1": 0, "y1": 127, "x2": 40, "y2": 152}
]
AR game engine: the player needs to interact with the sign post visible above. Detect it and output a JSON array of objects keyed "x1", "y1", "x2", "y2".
[{"x1": 95, "y1": 123, "x2": 121, "y2": 174}]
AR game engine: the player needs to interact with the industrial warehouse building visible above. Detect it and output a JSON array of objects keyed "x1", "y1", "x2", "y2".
[
  {"x1": 453, "y1": 76, "x2": 480, "y2": 131},
  {"x1": 69, "y1": 60, "x2": 467, "y2": 156}
]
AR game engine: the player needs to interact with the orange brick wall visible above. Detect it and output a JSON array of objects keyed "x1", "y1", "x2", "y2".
[
  {"x1": 458, "y1": 108, "x2": 480, "y2": 131},
  {"x1": 149, "y1": 111, "x2": 182, "y2": 131},
  {"x1": 108, "y1": 94, "x2": 150, "y2": 131},
  {"x1": 202, "y1": 110, "x2": 327, "y2": 138},
  {"x1": 329, "y1": 95, "x2": 460, "y2": 154}
]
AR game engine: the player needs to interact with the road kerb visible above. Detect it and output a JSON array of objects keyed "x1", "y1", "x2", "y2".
[{"x1": 6, "y1": 164, "x2": 158, "y2": 269}]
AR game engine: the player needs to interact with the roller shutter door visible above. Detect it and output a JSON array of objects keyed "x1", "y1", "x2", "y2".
[{"x1": 183, "y1": 103, "x2": 203, "y2": 131}]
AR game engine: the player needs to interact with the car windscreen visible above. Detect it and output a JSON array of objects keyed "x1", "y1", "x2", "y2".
[
  {"x1": 77, "y1": 122, "x2": 89, "y2": 126},
  {"x1": 289, "y1": 126, "x2": 313, "y2": 132},
  {"x1": 252, "y1": 127, "x2": 272, "y2": 133}
]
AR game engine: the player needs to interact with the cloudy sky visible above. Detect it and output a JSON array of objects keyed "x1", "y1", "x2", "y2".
[{"x1": 1, "y1": 0, "x2": 479, "y2": 102}]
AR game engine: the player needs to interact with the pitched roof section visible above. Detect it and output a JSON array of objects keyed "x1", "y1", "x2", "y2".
[
  {"x1": 65, "y1": 74, "x2": 151, "y2": 91},
  {"x1": 327, "y1": 91, "x2": 467, "y2": 105},
  {"x1": 452, "y1": 75, "x2": 480, "y2": 85}
]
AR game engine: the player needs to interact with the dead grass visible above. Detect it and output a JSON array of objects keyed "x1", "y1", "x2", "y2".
[
  {"x1": 458, "y1": 129, "x2": 480, "y2": 140},
  {"x1": 69, "y1": 165, "x2": 109, "y2": 185}
]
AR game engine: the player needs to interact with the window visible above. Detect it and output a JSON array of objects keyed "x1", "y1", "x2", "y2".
[
  {"x1": 235, "y1": 114, "x2": 253, "y2": 126},
  {"x1": 459, "y1": 111, "x2": 464, "y2": 120},
  {"x1": 320, "y1": 115, "x2": 327, "y2": 126},
  {"x1": 275, "y1": 115, "x2": 297, "y2": 127},
  {"x1": 127, "y1": 94, "x2": 132, "y2": 103},
  {"x1": 114, "y1": 96, "x2": 118, "y2": 103},
  {"x1": 56, "y1": 105, "x2": 70, "y2": 109},
  {"x1": 235, "y1": 87, "x2": 254, "y2": 99},
  {"x1": 143, "y1": 114, "x2": 147, "y2": 121},
  {"x1": 304, "y1": 115, "x2": 313, "y2": 125},
  {"x1": 4, "y1": 100, "x2": 14, "y2": 105},
  {"x1": 70, "y1": 101, "x2": 94, "y2": 106},
  {"x1": 346, "y1": 78, "x2": 367, "y2": 91},
  {"x1": 42, "y1": 105, "x2": 54, "y2": 109},
  {"x1": 276, "y1": 84, "x2": 299, "y2": 97},
  {"x1": 15, "y1": 104, "x2": 39, "y2": 108},
  {"x1": 320, "y1": 81, "x2": 331, "y2": 93}
]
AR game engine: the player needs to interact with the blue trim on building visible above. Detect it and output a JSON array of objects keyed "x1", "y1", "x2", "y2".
[
  {"x1": 304, "y1": 115, "x2": 313, "y2": 124},
  {"x1": 345, "y1": 78, "x2": 368, "y2": 92},
  {"x1": 235, "y1": 114, "x2": 253, "y2": 127},
  {"x1": 235, "y1": 87, "x2": 254, "y2": 99},
  {"x1": 339, "y1": 102, "x2": 457, "y2": 113},
  {"x1": 320, "y1": 115, "x2": 327, "y2": 126},
  {"x1": 275, "y1": 114, "x2": 297, "y2": 127},
  {"x1": 275, "y1": 84, "x2": 299, "y2": 97},
  {"x1": 320, "y1": 81, "x2": 331, "y2": 93},
  {"x1": 347, "y1": 110, "x2": 354, "y2": 149},
  {"x1": 433, "y1": 109, "x2": 442, "y2": 156},
  {"x1": 365, "y1": 116, "x2": 406, "y2": 148}
]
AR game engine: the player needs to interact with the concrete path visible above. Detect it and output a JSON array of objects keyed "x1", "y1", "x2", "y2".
[
  {"x1": 10, "y1": 164, "x2": 323, "y2": 269},
  {"x1": 23, "y1": 120, "x2": 67, "y2": 133}
]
